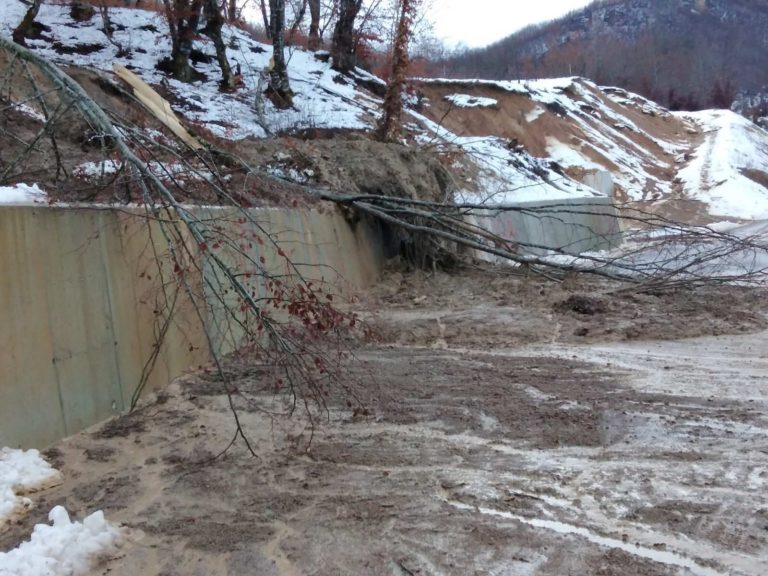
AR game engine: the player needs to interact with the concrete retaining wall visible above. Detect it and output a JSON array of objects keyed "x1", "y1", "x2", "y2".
[
  {"x1": 0, "y1": 197, "x2": 619, "y2": 449},
  {"x1": 0, "y1": 205, "x2": 383, "y2": 449},
  {"x1": 470, "y1": 196, "x2": 621, "y2": 257}
]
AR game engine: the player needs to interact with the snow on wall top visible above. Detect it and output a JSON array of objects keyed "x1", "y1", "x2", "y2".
[
  {"x1": 0, "y1": 183, "x2": 47, "y2": 205},
  {"x1": 416, "y1": 76, "x2": 577, "y2": 95}
]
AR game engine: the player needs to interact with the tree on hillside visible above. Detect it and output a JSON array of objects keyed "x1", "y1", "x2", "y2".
[
  {"x1": 331, "y1": 0, "x2": 363, "y2": 72},
  {"x1": 162, "y1": 0, "x2": 205, "y2": 82},
  {"x1": 12, "y1": 0, "x2": 43, "y2": 47},
  {"x1": 376, "y1": 0, "x2": 419, "y2": 141},
  {"x1": 307, "y1": 0, "x2": 321, "y2": 49},
  {"x1": 267, "y1": 0, "x2": 294, "y2": 108},
  {"x1": 286, "y1": 0, "x2": 309, "y2": 40},
  {"x1": 256, "y1": 0, "x2": 271, "y2": 37},
  {"x1": 711, "y1": 78, "x2": 736, "y2": 109},
  {"x1": 201, "y1": 0, "x2": 239, "y2": 90},
  {"x1": 225, "y1": 0, "x2": 240, "y2": 21}
]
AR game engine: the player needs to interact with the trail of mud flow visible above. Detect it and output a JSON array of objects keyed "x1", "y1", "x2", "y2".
[{"x1": 2, "y1": 271, "x2": 767, "y2": 575}]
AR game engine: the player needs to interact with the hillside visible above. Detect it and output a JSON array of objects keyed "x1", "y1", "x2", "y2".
[
  {"x1": 414, "y1": 77, "x2": 768, "y2": 222},
  {"x1": 0, "y1": 1, "x2": 594, "y2": 209},
  {"x1": 3, "y1": 1, "x2": 768, "y2": 225},
  {"x1": 442, "y1": 0, "x2": 768, "y2": 112}
]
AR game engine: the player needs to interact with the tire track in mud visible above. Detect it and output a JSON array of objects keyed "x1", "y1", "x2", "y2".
[
  {"x1": 446, "y1": 500, "x2": 729, "y2": 576},
  {"x1": 369, "y1": 330, "x2": 768, "y2": 575}
]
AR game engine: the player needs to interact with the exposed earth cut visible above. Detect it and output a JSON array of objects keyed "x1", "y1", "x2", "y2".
[{"x1": 2, "y1": 268, "x2": 767, "y2": 575}]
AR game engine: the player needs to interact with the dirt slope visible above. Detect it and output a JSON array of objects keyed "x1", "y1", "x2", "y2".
[{"x1": 415, "y1": 78, "x2": 768, "y2": 223}]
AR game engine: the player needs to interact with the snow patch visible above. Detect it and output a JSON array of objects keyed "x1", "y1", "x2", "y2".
[
  {"x1": 0, "y1": 184, "x2": 47, "y2": 205},
  {"x1": 1, "y1": 449, "x2": 120, "y2": 575},
  {"x1": 0, "y1": 506, "x2": 121, "y2": 576},
  {"x1": 676, "y1": 110, "x2": 768, "y2": 220},
  {"x1": 545, "y1": 137, "x2": 603, "y2": 171},
  {"x1": 3, "y1": 101, "x2": 46, "y2": 123},
  {"x1": 0, "y1": 449, "x2": 60, "y2": 525},
  {"x1": 444, "y1": 94, "x2": 498, "y2": 109},
  {"x1": 526, "y1": 105, "x2": 546, "y2": 123}
]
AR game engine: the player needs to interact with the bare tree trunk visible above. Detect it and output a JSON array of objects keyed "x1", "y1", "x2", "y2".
[
  {"x1": 99, "y1": 3, "x2": 131, "y2": 56},
  {"x1": 331, "y1": 0, "x2": 362, "y2": 73},
  {"x1": 260, "y1": 0, "x2": 271, "y2": 38},
  {"x1": 202, "y1": 0, "x2": 238, "y2": 91},
  {"x1": 307, "y1": 0, "x2": 320, "y2": 50},
  {"x1": 162, "y1": 0, "x2": 204, "y2": 83},
  {"x1": 267, "y1": 0, "x2": 294, "y2": 108},
  {"x1": 227, "y1": 0, "x2": 238, "y2": 21},
  {"x1": 288, "y1": 0, "x2": 308, "y2": 42},
  {"x1": 377, "y1": 0, "x2": 417, "y2": 142},
  {"x1": 12, "y1": 0, "x2": 43, "y2": 47}
]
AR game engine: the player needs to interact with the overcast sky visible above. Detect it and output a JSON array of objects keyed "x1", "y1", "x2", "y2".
[{"x1": 430, "y1": 0, "x2": 595, "y2": 48}]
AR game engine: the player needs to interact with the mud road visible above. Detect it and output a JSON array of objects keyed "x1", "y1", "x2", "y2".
[{"x1": 2, "y1": 269, "x2": 767, "y2": 575}]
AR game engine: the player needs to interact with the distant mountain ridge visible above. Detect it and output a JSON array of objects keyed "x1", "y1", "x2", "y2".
[{"x1": 441, "y1": 0, "x2": 768, "y2": 112}]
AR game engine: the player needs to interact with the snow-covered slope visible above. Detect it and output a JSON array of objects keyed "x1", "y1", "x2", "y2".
[
  {"x1": 0, "y1": 2, "x2": 370, "y2": 139},
  {"x1": 0, "y1": 2, "x2": 597, "y2": 206},
  {"x1": 676, "y1": 110, "x2": 768, "y2": 220},
  {"x1": 5, "y1": 2, "x2": 765, "y2": 218},
  {"x1": 416, "y1": 78, "x2": 768, "y2": 222}
]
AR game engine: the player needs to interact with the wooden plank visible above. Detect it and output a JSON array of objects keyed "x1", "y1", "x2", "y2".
[{"x1": 113, "y1": 64, "x2": 203, "y2": 150}]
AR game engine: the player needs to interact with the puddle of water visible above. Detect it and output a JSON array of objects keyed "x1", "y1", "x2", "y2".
[{"x1": 448, "y1": 500, "x2": 728, "y2": 576}]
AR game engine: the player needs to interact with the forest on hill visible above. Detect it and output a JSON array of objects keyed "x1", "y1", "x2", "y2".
[{"x1": 439, "y1": 0, "x2": 768, "y2": 117}]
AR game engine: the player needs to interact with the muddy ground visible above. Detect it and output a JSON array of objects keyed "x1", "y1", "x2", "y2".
[{"x1": 2, "y1": 268, "x2": 768, "y2": 575}]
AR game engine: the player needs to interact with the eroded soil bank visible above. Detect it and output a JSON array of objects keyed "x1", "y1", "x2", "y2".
[{"x1": 2, "y1": 268, "x2": 767, "y2": 575}]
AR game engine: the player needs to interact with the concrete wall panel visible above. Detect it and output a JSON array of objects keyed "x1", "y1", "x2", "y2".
[
  {"x1": 0, "y1": 205, "x2": 382, "y2": 448},
  {"x1": 471, "y1": 197, "x2": 621, "y2": 257}
]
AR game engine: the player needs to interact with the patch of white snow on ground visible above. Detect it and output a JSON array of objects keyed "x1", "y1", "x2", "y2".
[
  {"x1": 444, "y1": 94, "x2": 497, "y2": 109},
  {"x1": 1, "y1": 449, "x2": 120, "y2": 575},
  {"x1": 0, "y1": 184, "x2": 47, "y2": 205},
  {"x1": 545, "y1": 136, "x2": 603, "y2": 171},
  {"x1": 2, "y1": 101, "x2": 45, "y2": 123},
  {"x1": 526, "y1": 105, "x2": 546, "y2": 123},
  {"x1": 677, "y1": 110, "x2": 768, "y2": 220},
  {"x1": 0, "y1": 506, "x2": 121, "y2": 576},
  {"x1": 0, "y1": 449, "x2": 60, "y2": 524}
]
